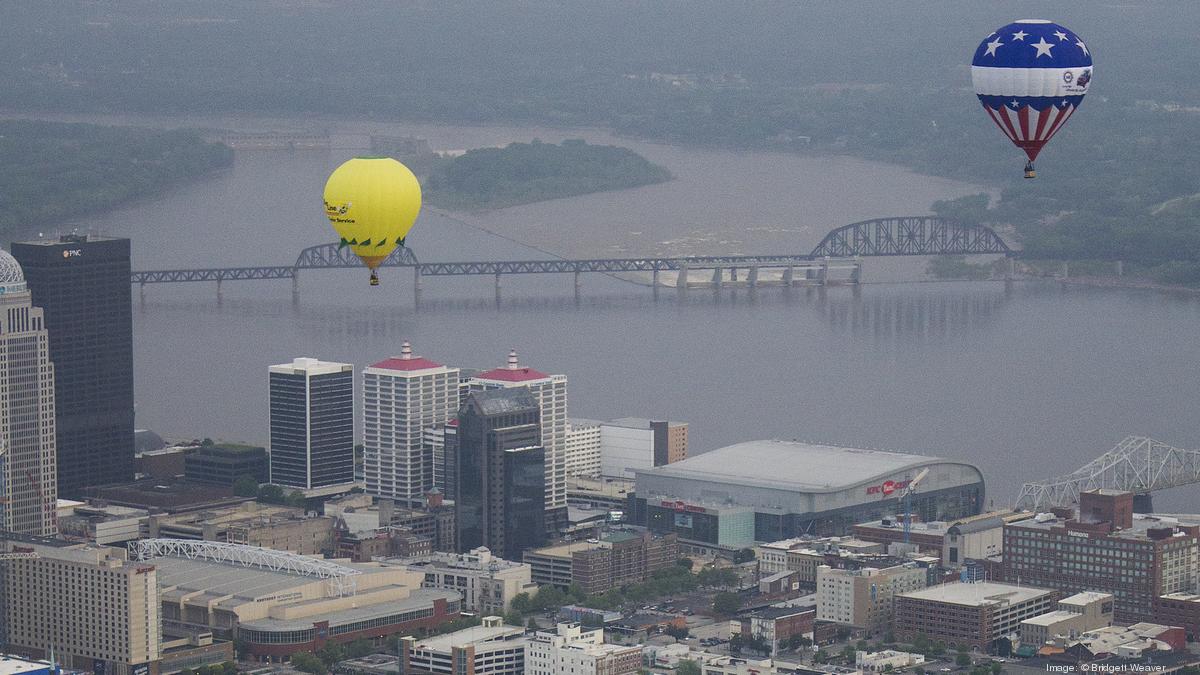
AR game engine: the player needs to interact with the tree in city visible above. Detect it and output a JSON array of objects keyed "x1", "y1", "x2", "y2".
[
  {"x1": 712, "y1": 592, "x2": 741, "y2": 615},
  {"x1": 344, "y1": 639, "x2": 374, "y2": 659},
  {"x1": 220, "y1": 663, "x2": 237, "y2": 675},
  {"x1": 841, "y1": 645, "x2": 857, "y2": 662},
  {"x1": 509, "y1": 592, "x2": 533, "y2": 615},
  {"x1": 567, "y1": 583, "x2": 588, "y2": 603},
  {"x1": 856, "y1": 640, "x2": 870, "y2": 651},
  {"x1": 257, "y1": 483, "x2": 286, "y2": 504},
  {"x1": 733, "y1": 548, "x2": 755, "y2": 564},
  {"x1": 285, "y1": 490, "x2": 308, "y2": 509},
  {"x1": 676, "y1": 660, "x2": 702, "y2": 675},
  {"x1": 527, "y1": 616, "x2": 540, "y2": 631},
  {"x1": 729, "y1": 634, "x2": 744, "y2": 653},
  {"x1": 290, "y1": 653, "x2": 327, "y2": 675},
  {"x1": 990, "y1": 662, "x2": 1003, "y2": 675},
  {"x1": 676, "y1": 557, "x2": 694, "y2": 570},
  {"x1": 664, "y1": 625, "x2": 689, "y2": 640},
  {"x1": 956, "y1": 652, "x2": 972, "y2": 668},
  {"x1": 317, "y1": 643, "x2": 346, "y2": 667},
  {"x1": 232, "y1": 475, "x2": 259, "y2": 497}
]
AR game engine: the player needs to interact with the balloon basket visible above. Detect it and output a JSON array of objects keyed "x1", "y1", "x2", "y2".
[{"x1": 1024, "y1": 161, "x2": 1036, "y2": 179}]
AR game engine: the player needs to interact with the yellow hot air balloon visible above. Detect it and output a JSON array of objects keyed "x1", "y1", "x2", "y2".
[{"x1": 323, "y1": 157, "x2": 422, "y2": 286}]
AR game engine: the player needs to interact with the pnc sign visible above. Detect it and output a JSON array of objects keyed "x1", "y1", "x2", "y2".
[{"x1": 866, "y1": 479, "x2": 911, "y2": 496}]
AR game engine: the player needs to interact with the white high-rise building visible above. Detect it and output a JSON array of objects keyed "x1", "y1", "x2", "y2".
[
  {"x1": 467, "y1": 350, "x2": 568, "y2": 527},
  {"x1": 0, "y1": 252, "x2": 56, "y2": 536},
  {"x1": 564, "y1": 419, "x2": 602, "y2": 477},
  {"x1": 363, "y1": 342, "x2": 459, "y2": 506}
]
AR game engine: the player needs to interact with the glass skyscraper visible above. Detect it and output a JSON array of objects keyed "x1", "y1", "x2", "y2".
[{"x1": 11, "y1": 235, "x2": 132, "y2": 498}]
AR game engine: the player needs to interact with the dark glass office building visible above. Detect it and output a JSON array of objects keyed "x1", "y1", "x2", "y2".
[
  {"x1": 268, "y1": 357, "x2": 354, "y2": 490},
  {"x1": 10, "y1": 235, "x2": 133, "y2": 497},
  {"x1": 453, "y1": 388, "x2": 545, "y2": 560}
]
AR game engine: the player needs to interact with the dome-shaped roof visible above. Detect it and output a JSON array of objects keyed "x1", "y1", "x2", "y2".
[{"x1": 0, "y1": 250, "x2": 27, "y2": 294}]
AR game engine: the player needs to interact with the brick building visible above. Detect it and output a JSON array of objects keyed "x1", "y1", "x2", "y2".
[
  {"x1": 524, "y1": 529, "x2": 678, "y2": 594},
  {"x1": 1003, "y1": 490, "x2": 1200, "y2": 622},
  {"x1": 895, "y1": 582, "x2": 1057, "y2": 651}
]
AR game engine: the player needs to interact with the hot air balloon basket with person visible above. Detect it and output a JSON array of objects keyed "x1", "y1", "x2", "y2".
[
  {"x1": 324, "y1": 156, "x2": 422, "y2": 286},
  {"x1": 971, "y1": 19, "x2": 1092, "y2": 179}
]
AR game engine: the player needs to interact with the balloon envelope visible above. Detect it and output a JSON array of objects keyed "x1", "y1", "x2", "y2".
[
  {"x1": 323, "y1": 157, "x2": 422, "y2": 269},
  {"x1": 971, "y1": 19, "x2": 1092, "y2": 162}
]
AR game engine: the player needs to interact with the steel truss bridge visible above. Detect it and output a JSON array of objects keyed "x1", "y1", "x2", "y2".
[
  {"x1": 1016, "y1": 436, "x2": 1200, "y2": 511},
  {"x1": 130, "y1": 538, "x2": 361, "y2": 597},
  {"x1": 129, "y1": 216, "x2": 1012, "y2": 296}
]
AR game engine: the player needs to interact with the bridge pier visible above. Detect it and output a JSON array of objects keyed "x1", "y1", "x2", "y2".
[
  {"x1": 574, "y1": 271, "x2": 582, "y2": 294},
  {"x1": 849, "y1": 261, "x2": 861, "y2": 284},
  {"x1": 1115, "y1": 260, "x2": 1124, "y2": 276},
  {"x1": 747, "y1": 266, "x2": 758, "y2": 288},
  {"x1": 677, "y1": 264, "x2": 689, "y2": 291},
  {"x1": 1005, "y1": 257, "x2": 1016, "y2": 281},
  {"x1": 818, "y1": 259, "x2": 829, "y2": 286},
  {"x1": 651, "y1": 269, "x2": 659, "y2": 287},
  {"x1": 494, "y1": 273, "x2": 503, "y2": 302},
  {"x1": 783, "y1": 266, "x2": 793, "y2": 287},
  {"x1": 292, "y1": 272, "x2": 300, "y2": 301},
  {"x1": 216, "y1": 279, "x2": 223, "y2": 302},
  {"x1": 712, "y1": 268, "x2": 723, "y2": 289},
  {"x1": 139, "y1": 282, "x2": 146, "y2": 304},
  {"x1": 1060, "y1": 261, "x2": 1069, "y2": 279}
]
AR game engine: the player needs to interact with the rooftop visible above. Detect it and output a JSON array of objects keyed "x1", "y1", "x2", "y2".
[
  {"x1": 901, "y1": 581, "x2": 1054, "y2": 607},
  {"x1": 606, "y1": 417, "x2": 686, "y2": 429},
  {"x1": 368, "y1": 342, "x2": 446, "y2": 372},
  {"x1": 241, "y1": 588, "x2": 458, "y2": 632},
  {"x1": 639, "y1": 440, "x2": 973, "y2": 493},
  {"x1": 1010, "y1": 511, "x2": 1200, "y2": 540},
  {"x1": 472, "y1": 349, "x2": 551, "y2": 382},
  {"x1": 1021, "y1": 610, "x2": 1081, "y2": 627},
  {"x1": 0, "y1": 655, "x2": 53, "y2": 675},
  {"x1": 411, "y1": 623, "x2": 525, "y2": 652},
  {"x1": 1060, "y1": 591, "x2": 1112, "y2": 607},
  {"x1": 269, "y1": 357, "x2": 353, "y2": 376}
]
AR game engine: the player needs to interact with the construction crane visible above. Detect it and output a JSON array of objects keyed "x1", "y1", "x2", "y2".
[
  {"x1": 902, "y1": 468, "x2": 930, "y2": 544},
  {"x1": 24, "y1": 470, "x2": 55, "y2": 530}
]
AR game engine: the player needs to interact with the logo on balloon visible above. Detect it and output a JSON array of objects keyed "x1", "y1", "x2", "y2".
[
  {"x1": 1076, "y1": 69, "x2": 1091, "y2": 88},
  {"x1": 1063, "y1": 71, "x2": 1074, "y2": 84},
  {"x1": 323, "y1": 200, "x2": 355, "y2": 224}
]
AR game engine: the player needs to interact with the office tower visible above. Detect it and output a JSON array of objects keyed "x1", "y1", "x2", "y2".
[
  {"x1": 467, "y1": 350, "x2": 567, "y2": 534},
  {"x1": 11, "y1": 235, "x2": 132, "y2": 498},
  {"x1": 0, "y1": 251, "x2": 57, "y2": 536},
  {"x1": 268, "y1": 357, "x2": 354, "y2": 491},
  {"x1": 1, "y1": 535, "x2": 160, "y2": 674},
  {"x1": 363, "y1": 342, "x2": 460, "y2": 506},
  {"x1": 454, "y1": 388, "x2": 546, "y2": 560}
]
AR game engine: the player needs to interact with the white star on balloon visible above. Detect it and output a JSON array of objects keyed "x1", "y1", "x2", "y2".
[
  {"x1": 984, "y1": 38, "x2": 1003, "y2": 57},
  {"x1": 1054, "y1": 31, "x2": 1069, "y2": 42},
  {"x1": 1031, "y1": 37, "x2": 1055, "y2": 58},
  {"x1": 1010, "y1": 100, "x2": 1019, "y2": 108},
  {"x1": 1011, "y1": 30, "x2": 1028, "y2": 41},
  {"x1": 1076, "y1": 40, "x2": 1089, "y2": 56}
]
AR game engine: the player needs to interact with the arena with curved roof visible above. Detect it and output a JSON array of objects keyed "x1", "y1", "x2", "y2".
[{"x1": 629, "y1": 440, "x2": 984, "y2": 548}]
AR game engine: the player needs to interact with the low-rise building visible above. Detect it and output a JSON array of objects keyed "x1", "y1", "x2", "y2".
[
  {"x1": 57, "y1": 501, "x2": 148, "y2": 545},
  {"x1": 525, "y1": 623, "x2": 641, "y2": 675},
  {"x1": 400, "y1": 617, "x2": 526, "y2": 675},
  {"x1": 856, "y1": 650, "x2": 925, "y2": 672},
  {"x1": 895, "y1": 581, "x2": 1057, "y2": 651},
  {"x1": 740, "y1": 606, "x2": 816, "y2": 645},
  {"x1": 83, "y1": 477, "x2": 251, "y2": 514},
  {"x1": 1, "y1": 534, "x2": 161, "y2": 675},
  {"x1": 598, "y1": 418, "x2": 688, "y2": 479},
  {"x1": 135, "y1": 539, "x2": 460, "y2": 660},
  {"x1": 1019, "y1": 591, "x2": 1113, "y2": 647},
  {"x1": 147, "y1": 502, "x2": 335, "y2": 555},
  {"x1": 816, "y1": 563, "x2": 927, "y2": 633},
  {"x1": 756, "y1": 537, "x2": 886, "y2": 580},
  {"x1": 524, "y1": 529, "x2": 677, "y2": 594},
  {"x1": 1155, "y1": 592, "x2": 1200, "y2": 641},
  {"x1": 0, "y1": 656, "x2": 57, "y2": 675},
  {"x1": 184, "y1": 444, "x2": 269, "y2": 487},
  {"x1": 565, "y1": 475, "x2": 635, "y2": 513},
  {"x1": 386, "y1": 547, "x2": 536, "y2": 614},
  {"x1": 854, "y1": 511, "x2": 1017, "y2": 569},
  {"x1": 1054, "y1": 623, "x2": 1187, "y2": 659}
]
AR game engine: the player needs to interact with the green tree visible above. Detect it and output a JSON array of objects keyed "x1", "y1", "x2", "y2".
[
  {"x1": 221, "y1": 663, "x2": 238, "y2": 675},
  {"x1": 527, "y1": 616, "x2": 540, "y2": 631},
  {"x1": 856, "y1": 640, "x2": 870, "y2": 651},
  {"x1": 712, "y1": 592, "x2": 741, "y2": 615},
  {"x1": 257, "y1": 483, "x2": 285, "y2": 504},
  {"x1": 317, "y1": 642, "x2": 346, "y2": 667},
  {"x1": 201, "y1": 438, "x2": 215, "y2": 447},
  {"x1": 675, "y1": 557, "x2": 694, "y2": 570},
  {"x1": 291, "y1": 653, "x2": 326, "y2": 675},
  {"x1": 990, "y1": 662, "x2": 1003, "y2": 675},
  {"x1": 345, "y1": 638, "x2": 374, "y2": 658},
  {"x1": 676, "y1": 660, "x2": 701, "y2": 675},
  {"x1": 841, "y1": 645, "x2": 857, "y2": 662},
  {"x1": 567, "y1": 583, "x2": 588, "y2": 603},
  {"x1": 285, "y1": 490, "x2": 308, "y2": 508},
  {"x1": 956, "y1": 652, "x2": 972, "y2": 668},
  {"x1": 733, "y1": 548, "x2": 755, "y2": 564},
  {"x1": 509, "y1": 592, "x2": 533, "y2": 615},
  {"x1": 232, "y1": 475, "x2": 259, "y2": 497}
]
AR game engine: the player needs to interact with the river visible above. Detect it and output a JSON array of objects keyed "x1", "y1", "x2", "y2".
[{"x1": 15, "y1": 114, "x2": 1200, "y2": 510}]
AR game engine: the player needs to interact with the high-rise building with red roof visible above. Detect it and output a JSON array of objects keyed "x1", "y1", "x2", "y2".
[{"x1": 363, "y1": 342, "x2": 460, "y2": 506}]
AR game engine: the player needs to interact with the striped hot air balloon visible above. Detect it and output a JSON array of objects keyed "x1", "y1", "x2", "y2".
[{"x1": 971, "y1": 19, "x2": 1093, "y2": 178}]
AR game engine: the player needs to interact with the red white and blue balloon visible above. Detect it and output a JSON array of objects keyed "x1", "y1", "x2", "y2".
[{"x1": 971, "y1": 19, "x2": 1092, "y2": 166}]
